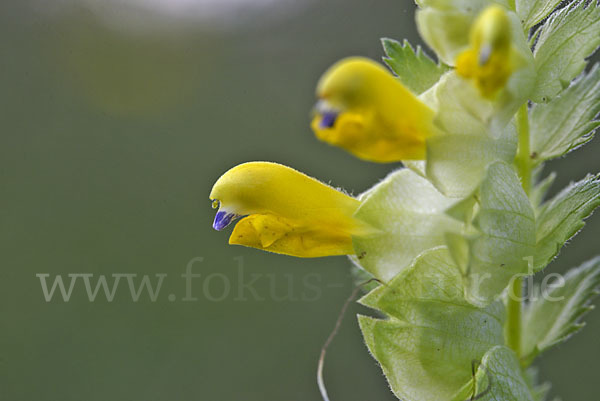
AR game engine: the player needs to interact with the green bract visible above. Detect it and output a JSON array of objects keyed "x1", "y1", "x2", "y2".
[
  {"x1": 358, "y1": 248, "x2": 505, "y2": 401},
  {"x1": 451, "y1": 346, "x2": 535, "y2": 401},
  {"x1": 419, "y1": 72, "x2": 518, "y2": 197},
  {"x1": 449, "y1": 161, "x2": 536, "y2": 306},
  {"x1": 353, "y1": 168, "x2": 463, "y2": 281}
]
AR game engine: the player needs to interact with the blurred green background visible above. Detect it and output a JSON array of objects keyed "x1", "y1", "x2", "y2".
[{"x1": 1, "y1": 0, "x2": 598, "y2": 400}]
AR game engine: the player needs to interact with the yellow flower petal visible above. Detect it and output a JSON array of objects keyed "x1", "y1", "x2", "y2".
[
  {"x1": 209, "y1": 161, "x2": 370, "y2": 257},
  {"x1": 455, "y1": 5, "x2": 514, "y2": 98},
  {"x1": 311, "y1": 57, "x2": 435, "y2": 163}
]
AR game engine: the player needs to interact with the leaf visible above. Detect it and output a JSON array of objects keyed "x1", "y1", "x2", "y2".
[
  {"x1": 381, "y1": 38, "x2": 450, "y2": 94},
  {"x1": 358, "y1": 247, "x2": 505, "y2": 401},
  {"x1": 451, "y1": 346, "x2": 535, "y2": 401},
  {"x1": 530, "y1": 65, "x2": 600, "y2": 163},
  {"x1": 516, "y1": 0, "x2": 563, "y2": 29},
  {"x1": 352, "y1": 168, "x2": 462, "y2": 282},
  {"x1": 447, "y1": 162, "x2": 536, "y2": 306},
  {"x1": 534, "y1": 174, "x2": 600, "y2": 271},
  {"x1": 531, "y1": 1, "x2": 600, "y2": 102},
  {"x1": 522, "y1": 256, "x2": 600, "y2": 363}
]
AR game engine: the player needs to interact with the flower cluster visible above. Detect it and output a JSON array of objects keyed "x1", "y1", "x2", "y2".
[{"x1": 209, "y1": 1, "x2": 600, "y2": 400}]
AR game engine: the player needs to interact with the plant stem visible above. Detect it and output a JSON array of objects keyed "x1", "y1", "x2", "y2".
[
  {"x1": 515, "y1": 103, "x2": 531, "y2": 195},
  {"x1": 506, "y1": 276, "x2": 523, "y2": 357},
  {"x1": 507, "y1": 103, "x2": 531, "y2": 360}
]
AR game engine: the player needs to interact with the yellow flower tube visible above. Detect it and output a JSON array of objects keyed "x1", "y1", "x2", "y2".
[
  {"x1": 456, "y1": 5, "x2": 514, "y2": 98},
  {"x1": 209, "y1": 162, "x2": 371, "y2": 257},
  {"x1": 311, "y1": 57, "x2": 435, "y2": 163}
]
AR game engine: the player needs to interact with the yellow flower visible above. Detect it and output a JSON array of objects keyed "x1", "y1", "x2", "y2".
[
  {"x1": 311, "y1": 57, "x2": 435, "y2": 163},
  {"x1": 209, "y1": 162, "x2": 371, "y2": 257},
  {"x1": 455, "y1": 5, "x2": 513, "y2": 98}
]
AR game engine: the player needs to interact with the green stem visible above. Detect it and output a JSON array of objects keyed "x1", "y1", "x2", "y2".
[
  {"x1": 515, "y1": 104, "x2": 531, "y2": 195},
  {"x1": 507, "y1": 103, "x2": 531, "y2": 360},
  {"x1": 506, "y1": 276, "x2": 523, "y2": 358}
]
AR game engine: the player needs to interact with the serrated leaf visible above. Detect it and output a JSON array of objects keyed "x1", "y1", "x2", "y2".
[
  {"x1": 534, "y1": 174, "x2": 600, "y2": 270},
  {"x1": 531, "y1": 1, "x2": 600, "y2": 102},
  {"x1": 449, "y1": 162, "x2": 536, "y2": 306},
  {"x1": 381, "y1": 38, "x2": 450, "y2": 94},
  {"x1": 359, "y1": 247, "x2": 504, "y2": 401},
  {"x1": 353, "y1": 168, "x2": 462, "y2": 282},
  {"x1": 522, "y1": 256, "x2": 600, "y2": 363},
  {"x1": 451, "y1": 346, "x2": 535, "y2": 401},
  {"x1": 517, "y1": 0, "x2": 563, "y2": 29},
  {"x1": 530, "y1": 65, "x2": 600, "y2": 162}
]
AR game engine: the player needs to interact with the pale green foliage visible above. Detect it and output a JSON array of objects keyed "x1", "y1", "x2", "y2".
[
  {"x1": 448, "y1": 162, "x2": 536, "y2": 306},
  {"x1": 516, "y1": 0, "x2": 563, "y2": 29},
  {"x1": 353, "y1": 168, "x2": 462, "y2": 281},
  {"x1": 534, "y1": 175, "x2": 600, "y2": 271},
  {"x1": 530, "y1": 65, "x2": 600, "y2": 163},
  {"x1": 359, "y1": 248, "x2": 504, "y2": 401},
  {"x1": 451, "y1": 346, "x2": 535, "y2": 401},
  {"x1": 339, "y1": 1, "x2": 600, "y2": 400},
  {"x1": 425, "y1": 128, "x2": 517, "y2": 197},
  {"x1": 531, "y1": 1, "x2": 600, "y2": 102},
  {"x1": 381, "y1": 38, "x2": 450, "y2": 94},
  {"x1": 420, "y1": 72, "x2": 517, "y2": 197},
  {"x1": 522, "y1": 257, "x2": 600, "y2": 363}
]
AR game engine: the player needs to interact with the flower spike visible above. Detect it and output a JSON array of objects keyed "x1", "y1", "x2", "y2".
[
  {"x1": 455, "y1": 5, "x2": 514, "y2": 98},
  {"x1": 311, "y1": 57, "x2": 435, "y2": 163},
  {"x1": 209, "y1": 162, "x2": 371, "y2": 257}
]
